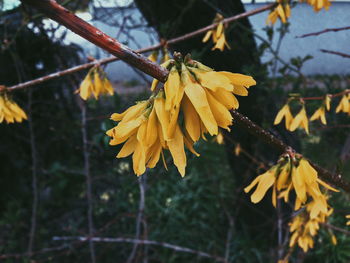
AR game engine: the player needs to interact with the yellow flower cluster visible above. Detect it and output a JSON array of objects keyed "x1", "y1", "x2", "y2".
[
  {"x1": 0, "y1": 93, "x2": 27, "y2": 124},
  {"x1": 76, "y1": 66, "x2": 114, "y2": 100},
  {"x1": 274, "y1": 93, "x2": 349, "y2": 133},
  {"x1": 346, "y1": 214, "x2": 350, "y2": 226},
  {"x1": 301, "y1": 0, "x2": 332, "y2": 12},
  {"x1": 244, "y1": 154, "x2": 338, "y2": 251},
  {"x1": 107, "y1": 55, "x2": 256, "y2": 176},
  {"x1": 289, "y1": 200, "x2": 333, "y2": 252},
  {"x1": 202, "y1": 14, "x2": 231, "y2": 51},
  {"x1": 267, "y1": 0, "x2": 291, "y2": 25},
  {"x1": 274, "y1": 104, "x2": 310, "y2": 134}
]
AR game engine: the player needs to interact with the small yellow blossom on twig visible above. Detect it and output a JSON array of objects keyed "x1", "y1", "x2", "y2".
[
  {"x1": 274, "y1": 103, "x2": 294, "y2": 129},
  {"x1": 336, "y1": 94, "x2": 350, "y2": 114},
  {"x1": 267, "y1": 0, "x2": 291, "y2": 25},
  {"x1": 107, "y1": 52, "x2": 256, "y2": 176},
  {"x1": 346, "y1": 215, "x2": 350, "y2": 226},
  {"x1": 202, "y1": 14, "x2": 231, "y2": 51},
  {"x1": 302, "y1": 0, "x2": 332, "y2": 12},
  {"x1": 76, "y1": 65, "x2": 114, "y2": 100},
  {"x1": 0, "y1": 92, "x2": 27, "y2": 124},
  {"x1": 289, "y1": 105, "x2": 309, "y2": 134}
]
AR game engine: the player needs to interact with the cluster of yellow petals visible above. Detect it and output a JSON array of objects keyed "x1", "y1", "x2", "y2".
[
  {"x1": 267, "y1": 0, "x2": 291, "y2": 25},
  {"x1": 274, "y1": 104, "x2": 309, "y2": 134},
  {"x1": 202, "y1": 14, "x2": 231, "y2": 52},
  {"x1": 244, "y1": 155, "x2": 339, "y2": 252},
  {"x1": 76, "y1": 66, "x2": 114, "y2": 100},
  {"x1": 346, "y1": 214, "x2": 350, "y2": 226},
  {"x1": 0, "y1": 93, "x2": 27, "y2": 124},
  {"x1": 302, "y1": 0, "x2": 332, "y2": 12},
  {"x1": 336, "y1": 94, "x2": 350, "y2": 115},
  {"x1": 275, "y1": 93, "x2": 349, "y2": 133},
  {"x1": 107, "y1": 55, "x2": 256, "y2": 176},
  {"x1": 289, "y1": 200, "x2": 333, "y2": 252}
]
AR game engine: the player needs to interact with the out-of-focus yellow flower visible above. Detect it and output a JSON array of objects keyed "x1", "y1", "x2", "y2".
[
  {"x1": 202, "y1": 13, "x2": 231, "y2": 51},
  {"x1": 267, "y1": 0, "x2": 291, "y2": 25},
  {"x1": 331, "y1": 234, "x2": 337, "y2": 245},
  {"x1": 274, "y1": 104, "x2": 294, "y2": 129},
  {"x1": 215, "y1": 132, "x2": 224, "y2": 145},
  {"x1": 289, "y1": 106, "x2": 309, "y2": 134},
  {"x1": 234, "y1": 143, "x2": 241, "y2": 156},
  {"x1": 76, "y1": 66, "x2": 114, "y2": 100},
  {"x1": 0, "y1": 93, "x2": 27, "y2": 124},
  {"x1": 107, "y1": 54, "x2": 256, "y2": 177},
  {"x1": 245, "y1": 156, "x2": 338, "y2": 210},
  {"x1": 302, "y1": 0, "x2": 332, "y2": 12},
  {"x1": 310, "y1": 106, "x2": 327, "y2": 124},
  {"x1": 336, "y1": 94, "x2": 350, "y2": 114},
  {"x1": 346, "y1": 215, "x2": 350, "y2": 226},
  {"x1": 148, "y1": 51, "x2": 159, "y2": 62},
  {"x1": 289, "y1": 201, "x2": 333, "y2": 252}
]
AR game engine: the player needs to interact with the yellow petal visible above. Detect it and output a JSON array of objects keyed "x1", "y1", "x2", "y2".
[
  {"x1": 219, "y1": 72, "x2": 256, "y2": 88},
  {"x1": 145, "y1": 108, "x2": 158, "y2": 146},
  {"x1": 117, "y1": 134, "x2": 137, "y2": 158},
  {"x1": 167, "y1": 125, "x2": 187, "y2": 177},
  {"x1": 184, "y1": 82, "x2": 218, "y2": 135},
  {"x1": 181, "y1": 95, "x2": 201, "y2": 142},
  {"x1": 250, "y1": 169, "x2": 276, "y2": 203}
]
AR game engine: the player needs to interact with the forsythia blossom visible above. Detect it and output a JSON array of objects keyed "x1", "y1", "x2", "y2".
[
  {"x1": 76, "y1": 66, "x2": 114, "y2": 100},
  {"x1": 267, "y1": 0, "x2": 291, "y2": 25},
  {"x1": 336, "y1": 94, "x2": 350, "y2": 114},
  {"x1": 0, "y1": 93, "x2": 27, "y2": 124},
  {"x1": 244, "y1": 154, "x2": 339, "y2": 252},
  {"x1": 310, "y1": 96, "x2": 331, "y2": 125},
  {"x1": 107, "y1": 53, "x2": 256, "y2": 176},
  {"x1": 274, "y1": 103, "x2": 293, "y2": 130},
  {"x1": 202, "y1": 14, "x2": 231, "y2": 51},
  {"x1": 301, "y1": 0, "x2": 332, "y2": 12}
]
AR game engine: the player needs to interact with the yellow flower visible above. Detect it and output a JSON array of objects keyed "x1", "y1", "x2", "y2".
[
  {"x1": 244, "y1": 165, "x2": 277, "y2": 205},
  {"x1": 346, "y1": 215, "x2": 350, "y2": 226},
  {"x1": 303, "y1": 0, "x2": 331, "y2": 12},
  {"x1": 267, "y1": 0, "x2": 291, "y2": 25},
  {"x1": 76, "y1": 66, "x2": 114, "y2": 100},
  {"x1": 289, "y1": 106, "x2": 309, "y2": 134},
  {"x1": 148, "y1": 51, "x2": 159, "y2": 62},
  {"x1": 289, "y1": 200, "x2": 333, "y2": 252},
  {"x1": 215, "y1": 131, "x2": 224, "y2": 145},
  {"x1": 274, "y1": 104, "x2": 294, "y2": 129},
  {"x1": 336, "y1": 95, "x2": 350, "y2": 114},
  {"x1": 0, "y1": 93, "x2": 27, "y2": 124},
  {"x1": 331, "y1": 234, "x2": 337, "y2": 245},
  {"x1": 234, "y1": 143, "x2": 241, "y2": 156},
  {"x1": 108, "y1": 54, "x2": 255, "y2": 177},
  {"x1": 310, "y1": 106, "x2": 327, "y2": 125},
  {"x1": 202, "y1": 14, "x2": 231, "y2": 51}
]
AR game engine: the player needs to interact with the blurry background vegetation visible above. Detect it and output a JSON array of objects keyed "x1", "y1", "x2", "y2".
[{"x1": 0, "y1": 0, "x2": 349, "y2": 262}]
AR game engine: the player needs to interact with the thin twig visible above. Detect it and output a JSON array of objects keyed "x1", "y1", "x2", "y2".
[
  {"x1": 10, "y1": 2, "x2": 275, "y2": 92},
  {"x1": 80, "y1": 101, "x2": 96, "y2": 263},
  {"x1": 127, "y1": 175, "x2": 146, "y2": 263},
  {"x1": 297, "y1": 26, "x2": 350, "y2": 38},
  {"x1": 320, "y1": 49, "x2": 350, "y2": 59},
  {"x1": 300, "y1": 89, "x2": 350, "y2": 101},
  {"x1": 52, "y1": 236, "x2": 226, "y2": 262},
  {"x1": 27, "y1": 88, "x2": 39, "y2": 255},
  {"x1": 323, "y1": 223, "x2": 350, "y2": 236}
]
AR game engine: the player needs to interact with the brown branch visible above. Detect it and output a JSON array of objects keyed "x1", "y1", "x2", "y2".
[
  {"x1": 323, "y1": 223, "x2": 350, "y2": 236},
  {"x1": 231, "y1": 110, "x2": 350, "y2": 192},
  {"x1": 297, "y1": 26, "x2": 350, "y2": 38},
  {"x1": 301, "y1": 89, "x2": 350, "y2": 101},
  {"x1": 20, "y1": 0, "x2": 350, "y2": 193},
  {"x1": 9, "y1": 2, "x2": 275, "y2": 92},
  {"x1": 52, "y1": 236, "x2": 226, "y2": 262},
  {"x1": 320, "y1": 49, "x2": 350, "y2": 59},
  {"x1": 21, "y1": 0, "x2": 168, "y2": 82}
]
